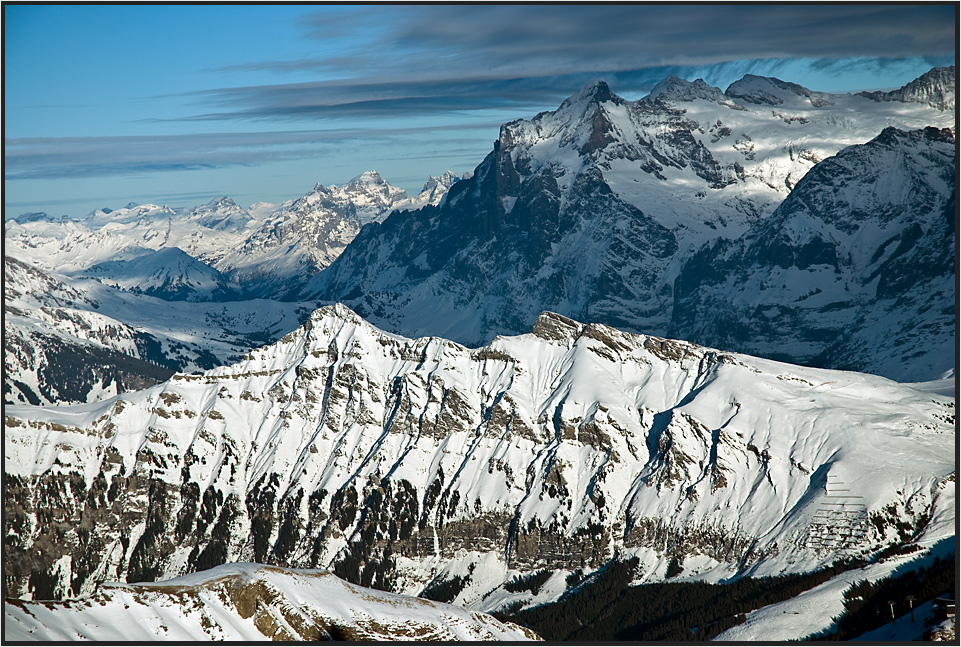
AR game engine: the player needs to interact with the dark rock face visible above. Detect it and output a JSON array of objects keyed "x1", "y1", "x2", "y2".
[
  {"x1": 304, "y1": 72, "x2": 951, "y2": 381},
  {"x1": 670, "y1": 127, "x2": 956, "y2": 381}
]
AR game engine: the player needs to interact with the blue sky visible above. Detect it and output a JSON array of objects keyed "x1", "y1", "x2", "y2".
[{"x1": 4, "y1": 3, "x2": 955, "y2": 218}]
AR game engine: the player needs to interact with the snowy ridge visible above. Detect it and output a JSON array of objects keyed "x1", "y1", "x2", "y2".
[
  {"x1": 644, "y1": 76, "x2": 739, "y2": 108},
  {"x1": 5, "y1": 305, "x2": 954, "y2": 613},
  {"x1": 4, "y1": 563, "x2": 540, "y2": 641}
]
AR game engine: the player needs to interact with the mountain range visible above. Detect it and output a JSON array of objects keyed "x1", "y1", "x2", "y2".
[
  {"x1": 5, "y1": 306, "x2": 954, "y2": 613},
  {"x1": 3, "y1": 67, "x2": 956, "y2": 641},
  {"x1": 4, "y1": 563, "x2": 538, "y2": 641}
]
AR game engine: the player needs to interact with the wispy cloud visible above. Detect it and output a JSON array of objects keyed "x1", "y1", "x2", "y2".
[
  {"x1": 182, "y1": 4, "x2": 955, "y2": 124},
  {"x1": 224, "y1": 5, "x2": 954, "y2": 80},
  {"x1": 4, "y1": 124, "x2": 497, "y2": 180}
]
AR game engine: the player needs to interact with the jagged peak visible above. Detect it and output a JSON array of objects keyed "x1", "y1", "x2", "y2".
[
  {"x1": 857, "y1": 66, "x2": 956, "y2": 111},
  {"x1": 206, "y1": 196, "x2": 238, "y2": 208},
  {"x1": 871, "y1": 125, "x2": 955, "y2": 148},
  {"x1": 349, "y1": 170, "x2": 387, "y2": 185},
  {"x1": 310, "y1": 302, "x2": 367, "y2": 326},
  {"x1": 531, "y1": 311, "x2": 584, "y2": 341},
  {"x1": 558, "y1": 79, "x2": 623, "y2": 112},
  {"x1": 421, "y1": 170, "x2": 459, "y2": 192}
]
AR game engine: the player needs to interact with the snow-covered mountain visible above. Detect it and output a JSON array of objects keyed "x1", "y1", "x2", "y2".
[
  {"x1": 4, "y1": 563, "x2": 539, "y2": 641},
  {"x1": 80, "y1": 246, "x2": 246, "y2": 302},
  {"x1": 305, "y1": 69, "x2": 953, "y2": 381},
  {"x1": 6, "y1": 305, "x2": 953, "y2": 614},
  {"x1": 5, "y1": 170, "x2": 460, "y2": 303},
  {"x1": 671, "y1": 126, "x2": 956, "y2": 382},
  {"x1": 857, "y1": 65, "x2": 956, "y2": 111},
  {"x1": 213, "y1": 171, "x2": 411, "y2": 299}
]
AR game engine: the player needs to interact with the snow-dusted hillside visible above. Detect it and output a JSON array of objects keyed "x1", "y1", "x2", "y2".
[
  {"x1": 306, "y1": 69, "x2": 954, "y2": 381},
  {"x1": 6, "y1": 305, "x2": 953, "y2": 613},
  {"x1": 671, "y1": 126, "x2": 955, "y2": 382},
  {"x1": 4, "y1": 563, "x2": 539, "y2": 641}
]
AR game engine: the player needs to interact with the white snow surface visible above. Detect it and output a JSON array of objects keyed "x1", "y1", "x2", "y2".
[
  {"x1": 5, "y1": 305, "x2": 955, "y2": 609},
  {"x1": 3, "y1": 562, "x2": 540, "y2": 641}
]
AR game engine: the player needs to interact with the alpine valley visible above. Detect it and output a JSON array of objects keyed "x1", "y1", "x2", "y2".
[{"x1": 3, "y1": 67, "x2": 957, "y2": 642}]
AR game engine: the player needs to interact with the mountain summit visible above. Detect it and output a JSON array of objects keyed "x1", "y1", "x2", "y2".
[{"x1": 306, "y1": 71, "x2": 954, "y2": 380}]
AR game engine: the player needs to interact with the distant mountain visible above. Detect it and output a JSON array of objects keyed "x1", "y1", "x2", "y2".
[
  {"x1": 4, "y1": 563, "x2": 539, "y2": 641},
  {"x1": 725, "y1": 74, "x2": 833, "y2": 107},
  {"x1": 6, "y1": 305, "x2": 953, "y2": 614},
  {"x1": 306, "y1": 70, "x2": 954, "y2": 380},
  {"x1": 858, "y1": 66, "x2": 956, "y2": 111},
  {"x1": 6, "y1": 170, "x2": 460, "y2": 304},
  {"x1": 81, "y1": 246, "x2": 247, "y2": 302},
  {"x1": 214, "y1": 171, "x2": 411, "y2": 299},
  {"x1": 4, "y1": 171, "x2": 461, "y2": 404},
  {"x1": 671, "y1": 126, "x2": 956, "y2": 382}
]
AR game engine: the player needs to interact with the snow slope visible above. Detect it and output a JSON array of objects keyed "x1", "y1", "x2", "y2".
[
  {"x1": 4, "y1": 563, "x2": 539, "y2": 641},
  {"x1": 5, "y1": 305, "x2": 954, "y2": 614},
  {"x1": 714, "y1": 537, "x2": 956, "y2": 641}
]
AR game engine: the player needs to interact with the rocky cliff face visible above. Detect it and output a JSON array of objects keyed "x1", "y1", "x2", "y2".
[
  {"x1": 858, "y1": 66, "x2": 956, "y2": 111},
  {"x1": 6, "y1": 305, "x2": 954, "y2": 611},
  {"x1": 305, "y1": 70, "x2": 954, "y2": 381},
  {"x1": 671, "y1": 126, "x2": 955, "y2": 382}
]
